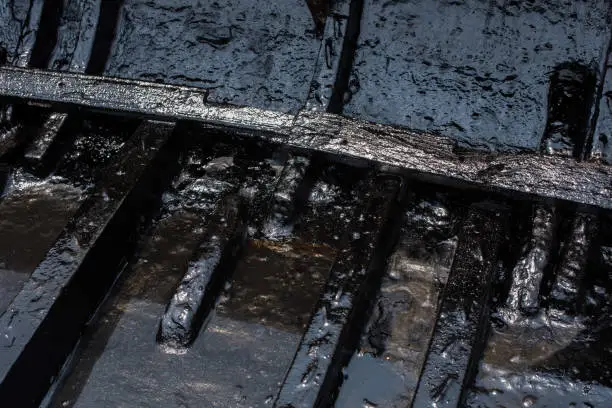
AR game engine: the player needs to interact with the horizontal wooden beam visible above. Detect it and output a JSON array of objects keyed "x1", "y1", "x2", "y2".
[{"x1": 0, "y1": 67, "x2": 611, "y2": 210}]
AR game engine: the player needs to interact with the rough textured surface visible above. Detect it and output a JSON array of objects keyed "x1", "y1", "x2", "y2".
[
  {"x1": 23, "y1": 111, "x2": 74, "y2": 169},
  {"x1": 157, "y1": 194, "x2": 246, "y2": 349},
  {"x1": 0, "y1": 0, "x2": 45, "y2": 158},
  {"x1": 306, "y1": 0, "x2": 352, "y2": 111},
  {"x1": 49, "y1": 0, "x2": 99, "y2": 72},
  {"x1": 336, "y1": 193, "x2": 459, "y2": 407},
  {"x1": 540, "y1": 62, "x2": 597, "y2": 158},
  {"x1": 274, "y1": 176, "x2": 401, "y2": 408},
  {"x1": 503, "y1": 205, "x2": 558, "y2": 317},
  {"x1": 0, "y1": 114, "x2": 134, "y2": 321},
  {"x1": 262, "y1": 155, "x2": 311, "y2": 239},
  {"x1": 0, "y1": 1, "x2": 31, "y2": 63},
  {"x1": 1, "y1": 3, "x2": 612, "y2": 406},
  {"x1": 2, "y1": 67, "x2": 611, "y2": 210},
  {"x1": 104, "y1": 0, "x2": 322, "y2": 113},
  {"x1": 47, "y1": 211, "x2": 303, "y2": 408},
  {"x1": 0, "y1": 0, "x2": 45, "y2": 67},
  {"x1": 25, "y1": 0, "x2": 103, "y2": 172},
  {"x1": 47, "y1": 141, "x2": 341, "y2": 408},
  {"x1": 0, "y1": 121, "x2": 173, "y2": 407},
  {"x1": 343, "y1": 0, "x2": 611, "y2": 152},
  {"x1": 548, "y1": 213, "x2": 598, "y2": 314},
  {"x1": 468, "y1": 234, "x2": 612, "y2": 407},
  {"x1": 592, "y1": 60, "x2": 612, "y2": 163},
  {"x1": 412, "y1": 204, "x2": 506, "y2": 407}
]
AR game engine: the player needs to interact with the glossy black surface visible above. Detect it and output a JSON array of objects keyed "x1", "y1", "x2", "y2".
[
  {"x1": 592, "y1": 49, "x2": 612, "y2": 164},
  {"x1": 104, "y1": 0, "x2": 323, "y2": 113},
  {"x1": 0, "y1": 120, "x2": 174, "y2": 406},
  {"x1": 336, "y1": 190, "x2": 460, "y2": 407},
  {"x1": 343, "y1": 0, "x2": 610, "y2": 152},
  {"x1": 2, "y1": 67, "x2": 611, "y2": 210},
  {"x1": 0, "y1": 2, "x2": 611, "y2": 407}
]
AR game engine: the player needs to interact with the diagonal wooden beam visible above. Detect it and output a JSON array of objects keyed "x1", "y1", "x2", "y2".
[
  {"x1": 0, "y1": 67, "x2": 611, "y2": 210},
  {"x1": 0, "y1": 120, "x2": 175, "y2": 407}
]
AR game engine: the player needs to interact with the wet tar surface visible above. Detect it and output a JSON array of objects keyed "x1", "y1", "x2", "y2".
[
  {"x1": 0, "y1": 1, "x2": 612, "y2": 407},
  {"x1": 105, "y1": 0, "x2": 323, "y2": 113},
  {"x1": 343, "y1": 0, "x2": 610, "y2": 152}
]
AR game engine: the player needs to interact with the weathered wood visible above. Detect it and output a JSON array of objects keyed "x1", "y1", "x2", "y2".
[
  {"x1": 25, "y1": 0, "x2": 103, "y2": 172},
  {"x1": 274, "y1": 175, "x2": 401, "y2": 408},
  {"x1": 158, "y1": 194, "x2": 247, "y2": 349},
  {"x1": 412, "y1": 204, "x2": 506, "y2": 408},
  {"x1": 0, "y1": 67, "x2": 610, "y2": 210},
  {"x1": 0, "y1": 120, "x2": 174, "y2": 407}
]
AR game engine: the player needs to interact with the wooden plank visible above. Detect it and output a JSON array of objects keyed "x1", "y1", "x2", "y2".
[
  {"x1": 0, "y1": 67, "x2": 610, "y2": 210},
  {"x1": 412, "y1": 204, "x2": 506, "y2": 408},
  {"x1": 0, "y1": 120, "x2": 174, "y2": 407}
]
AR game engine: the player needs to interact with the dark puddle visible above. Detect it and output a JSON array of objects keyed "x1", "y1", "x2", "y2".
[
  {"x1": 0, "y1": 172, "x2": 81, "y2": 314},
  {"x1": 45, "y1": 137, "x2": 364, "y2": 407},
  {"x1": 0, "y1": 114, "x2": 137, "y2": 316}
]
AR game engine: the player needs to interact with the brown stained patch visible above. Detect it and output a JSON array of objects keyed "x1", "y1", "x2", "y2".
[
  {"x1": 481, "y1": 320, "x2": 582, "y2": 370},
  {"x1": 0, "y1": 183, "x2": 82, "y2": 273},
  {"x1": 116, "y1": 210, "x2": 208, "y2": 305},
  {"x1": 376, "y1": 262, "x2": 447, "y2": 365},
  {"x1": 305, "y1": 0, "x2": 330, "y2": 35},
  {"x1": 353, "y1": 240, "x2": 456, "y2": 402},
  {"x1": 250, "y1": 238, "x2": 333, "y2": 257},
  {"x1": 217, "y1": 238, "x2": 336, "y2": 333},
  {"x1": 0, "y1": 181, "x2": 83, "y2": 314}
]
